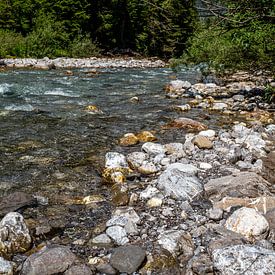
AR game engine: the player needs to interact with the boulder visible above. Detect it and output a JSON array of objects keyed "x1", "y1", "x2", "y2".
[
  {"x1": 212, "y1": 245, "x2": 275, "y2": 275},
  {"x1": 205, "y1": 172, "x2": 272, "y2": 202},
  {"x1": 225, "y1": 207, "x2": 269, "y2": 240},
  {"x1": 158, "y1": 163, "x2": 202, "y2": 201},
  {"x1": 110, "y1": 245, "x2": 146, "y2": 274},
  {"x1": 0, "y1": 212, "x2": 31, "y2": 258},
  {"x1": 21, "y1": 245, "x2": 76, "y2": 275}
]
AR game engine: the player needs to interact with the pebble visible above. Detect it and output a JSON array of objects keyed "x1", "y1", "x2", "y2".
[{"x1": 147, "y1": 197, "x2": 163, "y2": 208}]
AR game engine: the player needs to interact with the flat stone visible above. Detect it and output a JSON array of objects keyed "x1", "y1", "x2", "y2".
[
  {"x1": 91, "y1": 234, "x2": 112, "y2": 245},
  {"x1": 21, "y1": 245, "x2": 76, "y2": 275},
  {"x1": 168, "y1": 117, "x2": 207, "y2": 131},
  {"x1": 205, "y1": 172, "x2": 272, "y2": 202},
  {"x1": 110, "y1": 245, "x2": 146, "y2": 274},
  {"x1": 105, "y1": 152, "x2": 128, "y2": 169},
  {"x1": 113, "y1": 207, "x2": 140, "y2": 224},
  {"x1": 164, "y1": 143, "x2": 184, "y2": 155},
  {"x1": 158, "y1": 164, "x2": 202, "y2": 201},
  {"x1": 136, "y1": 131, "x2": 157, "y2": 142},
  {"x1": 212, "y1": 245, "x2": 275, "y2": 275},
  {"x1": 192, "y1": 135, "x2": 213, "y2": 149},
  {"x1": 0, "y1": 257, "x2": 14, "y2": 275},
  {"x1": 0, "y1": 212, "x2": 31, "y2": 258},
  {"x1": 142, "y1": 142, "x2": 166, "y2": 155},
  {"x1": 225, "y1": 207, "x2": 269, "y2": 240},
  {"x1": 106, "y1": 226, "x2": 129, "y2": 245},
  {"x1": 0, "y1": 192, "x2": 37, "y2": 217},
  {"x1": 64, "y1": 264, "x2": 92, "y2": 275},
  {"x1": 165, "y1": 163, "x2": 198, "y2": 175},
  {"x1": 211, "y1": 102, "x2": 228, "y2": 110}
]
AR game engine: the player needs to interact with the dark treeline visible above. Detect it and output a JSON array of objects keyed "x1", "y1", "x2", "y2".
[{"x1": 0, "y1": 0, "x2": 196, "y2": 58}]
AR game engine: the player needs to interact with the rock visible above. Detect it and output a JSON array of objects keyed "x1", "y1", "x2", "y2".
[
  {"x1": 96, "y1": 263, "x2": 116, "y2": 274},
  {"x1": 0, "y1": 192, "x2": 37, "y2": 217},
  {"x1": 199, "y1": 162, "x2": 212, "y2": 170},
  {"x1": 0, "y1": 257, "x2": 14, "y2": 275},
  {"x1": 167, "y1": 117, "x2": 207, "y2": 131},
  {"x1": 140, "y1": 186, "x2": 160, "y2": 200},
  {"x1": 213, "y1": 196, "x2": 275, "y2": 213},
  {"x1": 190, "y1": 253, "x2": 213, "y2": 275},
  {"x1": 21, "y1": 245, "x2": 76, "y2": 275},
  {"x1": 91, "y1": 234, "x2": 112, "y2": 245},
  {"x1": 138, "y1": 161, "x2": 159, "y2": 175},
  {"x1": 119, "y1": 133, "x2": 139, "y2": 146},
  {"x1": 211, "y1": 102, "x2": 228, "y2": 111},
  {"x1": 105, "y1": 152, "x2": 129, "y2": 169},
  {"x1": 208, "y1": 208, "x2": 223, "y2": 221},
  {"x1": 110, "y1": 245, "x2": 146, "y2": 274},
  {"x1": 147, "y1": 198, "x2": 163, "y2": 208},
  {"x1": 192, "y1": 135, "x2": 213, "y2": 149},
  {"x1": 142, "y1": 142, "x2": 166, "y2": 155},
  {"x1": 158, "y1": 230, "x2": 194, "y2": 258},
  {"x1": 106, "y1": 226, "x2": 129, "y2": 245},
  {"x1": 129, "y1": 96, "x2": 139, "y2": 103},
  {"x1": 0, "y1": 212, "x2": 31, "y2": 258},
  {"x1": 262, "y1": 151, "x2": 275, "y2": 185},
  {"x1": 164, "y1": 143, "x2": 184, "y2": 155},
  {"x1": 85, "y1": 105, "x2": 103, "y2": 114},
  {"x1": 127, "y1": 152, "x2": 147, "y2": 169},
  {"x1": 174, "y1": 104, "x2": 191, "y2": 112},
  {"x1": 205, "y1": 172, "x2": 272, "y2": 202},
  {"x1": 158, "y1": 164, "x2": 202, "y2": 201},
  {"x1": 225, "y1": 207, "x2": 269, "y2": 240},
  {"x1": 136, "y1": 131, "x2": 157, "y2": 142},
  {"x1": 113, "y1": 207, "x2": 140, "y2": 224},
  {"x1": 64, "y1": 264, "x2": 92, "y2": 275},
  {"x1": 111, "y1": 183, "x2": 129, "y2": 206},
  {"x1": 198, "y1": 129, "x2": 216, "y2": 139},
  {"x1": 212, "y1": 244, "x2": 275, "y2": 275}
]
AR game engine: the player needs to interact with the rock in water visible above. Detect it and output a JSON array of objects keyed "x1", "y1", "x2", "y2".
[
  {"x1": 21, "y1": 245, "x2": 76, "y2": 275},
  {"x1": 158, "y1": 163, "x2": 202, "y2": 201},
  {"x1": 212, "y1": 245, "x2": 275, "y2": 275},
  {"x1": 205, "y1": 172, "x2": 272, "y2": 201},
  {"x1": 0, "y1": 212, "x2": 31, "y2": 258},
  {"x1": 105, "y1": 152, "x2": 129, "y2": 169},
  {"x1": 225, "y1": 207, "x2": 269, "y2": 240},
  {"x1": 0, "y1": 192, "x2": 37, "y2": 217},
  {"x1": 167, "y1": 117, "x2": 207, "y2": 131},
  {"x1": 110, "y1": 245, "x2": 146, "y2": 274}
]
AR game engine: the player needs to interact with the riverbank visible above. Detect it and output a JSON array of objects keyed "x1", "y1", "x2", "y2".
[
  {"x1": 0, "y1": 68, "x2": 274, "y2": 274},
  {"x1": 0, "y1": 57, "x2": 166, "y2": 69}
]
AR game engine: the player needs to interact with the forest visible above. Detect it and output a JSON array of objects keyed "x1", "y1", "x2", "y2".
[{"x1": 0, "y1": 0, "x2": 274, "y2": 70}]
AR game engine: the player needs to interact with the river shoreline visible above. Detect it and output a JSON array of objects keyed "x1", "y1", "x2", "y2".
[{"x1": 0, "y1": 57, "x2": 167, "y2": 69}]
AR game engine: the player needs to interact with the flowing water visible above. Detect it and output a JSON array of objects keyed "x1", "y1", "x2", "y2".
[{"x1": 0, "y1": 67, "x2": 231, "y2": 250}]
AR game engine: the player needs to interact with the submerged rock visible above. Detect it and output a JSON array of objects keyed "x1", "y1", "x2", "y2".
[
  {"x1": 119, "y1": 133, "x2": 139, "y2": 146},
  {"x1": 167, "y1": 117, "x2": 207, "y2": 131},
  {"x1": 212, "y1": 245, "x2": 275, "y2": 275},
  {"x1": 110, "y1": 245, "x2": 146, "y2": 274},
  {"x1": 136, "y1": 131, "x2": 157, "y2": 142},
  {"x1": 0, "y1": 212, "x2": 31, "y2": 258},
  {"x1": 21, "y1": 245, "x2": 76, "y2": 275}
]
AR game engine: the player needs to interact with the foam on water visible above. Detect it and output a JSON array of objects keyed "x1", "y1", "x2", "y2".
[
  {"x1": 0, "y1": 83, "x2": 13, "y2": 95},
  {"x1": 44, "y1": 88, "x2": 79, "y2": 97},
  {"x1": 4, "y1": 104, "x2": 35, "y2": 111}
]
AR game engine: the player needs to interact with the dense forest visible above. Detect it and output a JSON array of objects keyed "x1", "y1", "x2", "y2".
[{"x1": 0, "y1": 0, "x2": 274, "y2": 70}]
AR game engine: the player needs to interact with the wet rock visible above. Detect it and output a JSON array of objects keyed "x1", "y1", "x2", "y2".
[
  {"x1": 127, "y1": 152, "x2": 147, "y2": 169},
  {"x1": 174, "y1": 104, "x2": 191, "y2": 112},
  {"x1": 119, "y1": 133, "x2": 139, "y2": 146},
  {"x1": 166, "y1": 80, "x2": 192, "y2": 92},
  {"x1": 91, "y1": 234, "x2": 112, "y2": 245},
  {"x1": 262, "y1": 151, "x2": 275, "y2": 185},
  {"x1": 21, "y1": 245, "x2": 76, "y2": 275},
  {"x1": 168, "y1": 117, "x2": 207, "y2": 131},
  {"x1": 0, "y1": 212, "x2": 31, "y2": 258},
  {"x1": 205, "y1": 172, "x2": 272, "y2": 201},
  {"x1": 158, "y1": 163, "x2": 202, "y2": 201},
  {"x1": 192, "y1": 135, "x2": 213, "y2": 149},
  {"x1": 0, "y1": 192, "x2": 37, "y2": 217},
  {"x1": 64, "y1": 264, "x2": 92, "y2": 275},
  {"x1": 213, "y1": 196, "x2": 275, "y2": 213},
  {"x1": 111, "y1": 183, "x2": 129, "y2": 206},
  {"x1": 85, "y1": 105, "x2": 103, "y2": 114},
  {"x1": 225, "y1": 207, "x2": 269, "y2": 240},
  {"x1": 110, "y1": 245, "x2": 146, "y2": 274},
  {"x1": 147, "y1": 197, "x2": 162, "y2": 208},
  {"x1": 129, "y1": 96, "x2": 139, "y2": 103},
  {"x1": 142, "y1": 142, "x2": 166, "y2": 155},
  {"x1": 105, "y1": 152, "x2": 129, "y2": 169},
  {"x1": 106, "y1": 226, "x2": 129, "y2": 245},
  {"x1": 136, "y1": 131, "x2": 157, "y2": 142},
  {"x1": 158, "y1": 230, "x2": 194, "y2": 257},
  {"x1": 0, "y1": 257, "x2": 14, "y2": 275},
  {"x1": 212, "y1": 244, "x2": 275, "y2": 275}
]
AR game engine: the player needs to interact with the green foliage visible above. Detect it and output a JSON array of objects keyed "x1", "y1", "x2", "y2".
[{"x1": 263, "y1": 85, "x2": 275, "y2": 103}]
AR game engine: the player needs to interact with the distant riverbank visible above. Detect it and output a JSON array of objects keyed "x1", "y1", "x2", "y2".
[{"x1": 0, "y1": 57, "x2": 166, "y2": 69}]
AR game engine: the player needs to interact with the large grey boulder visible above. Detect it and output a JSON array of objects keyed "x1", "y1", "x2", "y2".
[
  {"x1": 205, "y1": 172, "x2": 272, "y2": 201},
  {"x1": 212, "y1": 245, "x2": 275, "y2": 275},
  {"x1": 0, "y1": 212, "x2": 31, "y2": 258},
  {"x1": 110, "y1": 245, "x2": 146, "y2": 274},
  {"x1": 21, "y1": 245, "x2": 76, "y2": 275},
  {"x1": 158, "y1": 163, "x2": 202, "y2": 201}
]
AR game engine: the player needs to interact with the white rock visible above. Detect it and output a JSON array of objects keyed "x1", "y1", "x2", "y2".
[
  {"x1": 166, "y1": 163, "x2": 198, "y2": 175},
  {"x1": 113, "y1": 207, "x2": 140, "y2": 224},
  {"x1": 199, "y1": 162, "x2": 212, "y2": 170},
  {"x1": 138, "y1": 161, "x2": 159, "y2": 174},
  {"x1": 147, "y1": 198, "x2": 163, "y2": 208},
  {"x1": 198, "y1": 130, "x2": 216, "y2": 139},
  {"x1": 105, "y1": 152, "x2": 128, "y2": 169},
  {"x1": 212, "y1": 102, "x2": 228, "y2": 110},
  {"x1": 106, "y1": 226, "x2": 129, "y2": 245},
  {"x1": 126, "y1": 152, "x2": 147, "y2": 169},
  {"x1": 106, "y1": 216, "x2": 128, "y2": 227},
  {"x1": 140, "y1": 186, "x2": 160, "y2": 200},
  {"x1": 170, "y1": 80, "x2": 191, "y2": 91},
  {"x1": 142, "y1": 142, "x2": 166, "y2": 155},
  {"x1": 164, "y1": 143, "x2": 184, "y2": 155},
  {"x1": 212, "y1": 245, "x2": 275, "y2": 275},
  {"x1": 92, "y1": 234, "x2": 112, "y2": 244},
  {"x1": 0, "y1": 257, "x2": 14, "y2": 275},
  {"x1": 225, "y1": 207, "x2": 269, "y2": 240}
]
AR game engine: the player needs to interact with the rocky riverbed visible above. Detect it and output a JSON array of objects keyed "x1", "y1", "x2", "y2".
[{"x1": 0, "y1": 68, "x2": 274, "y2": 274}]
